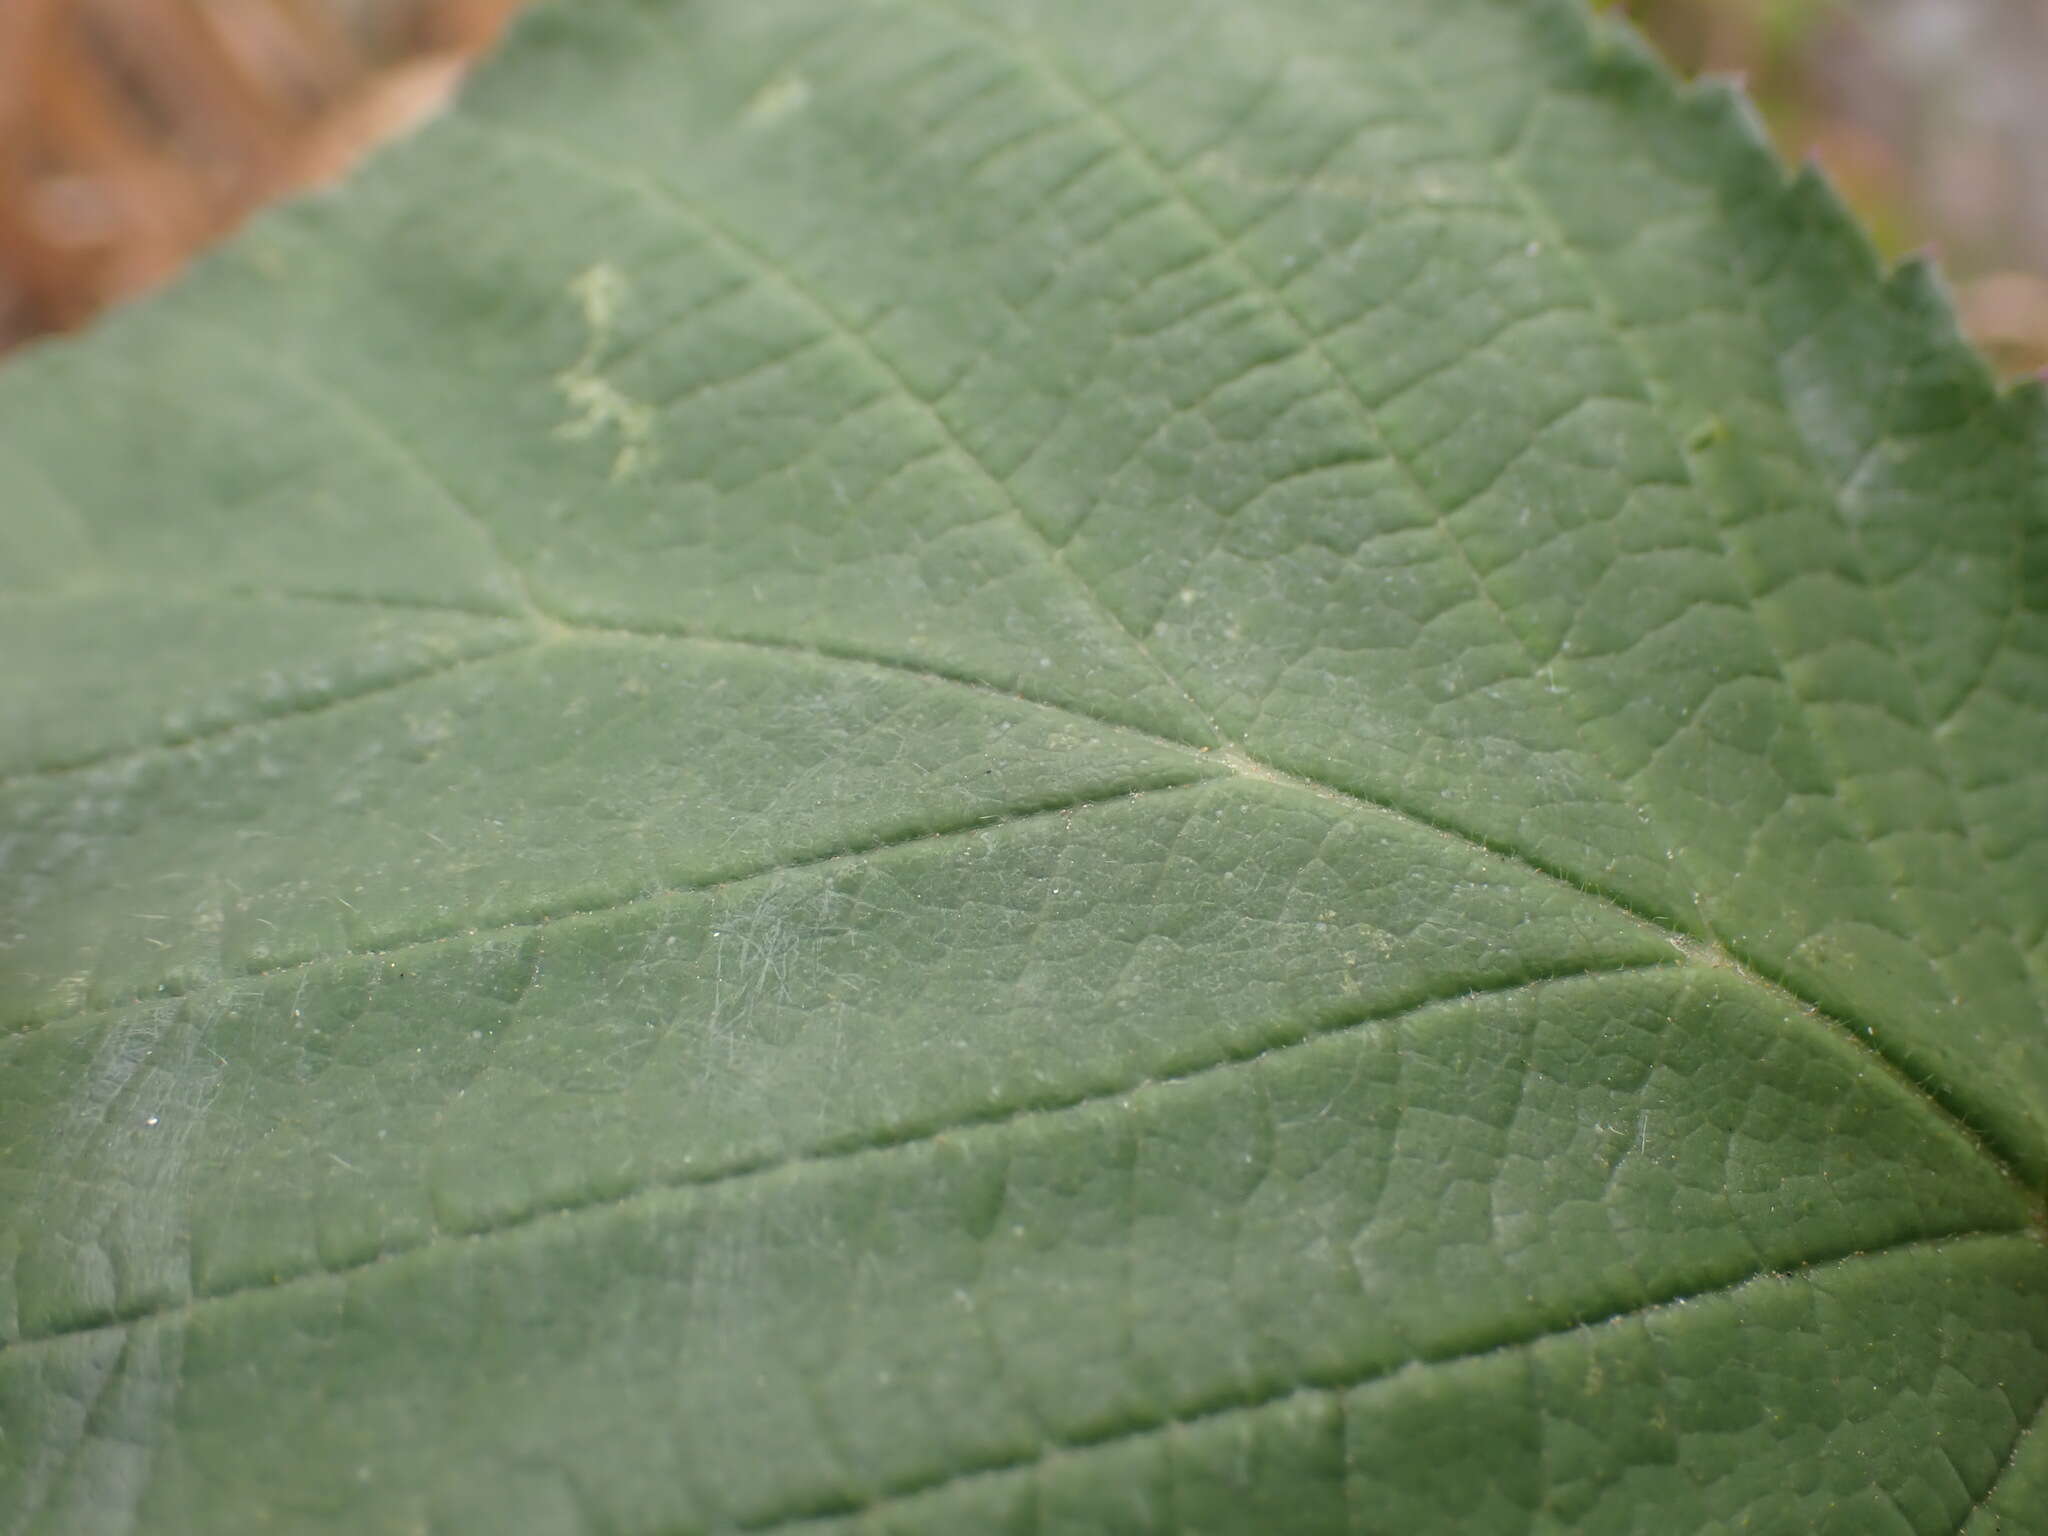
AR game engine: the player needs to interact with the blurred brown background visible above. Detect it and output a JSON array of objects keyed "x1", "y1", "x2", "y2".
[
  {"x1": 0, "y1": 0, "x2": 2044, "y2": 373},
  {"x1": 0, "y1": 0, "x2": 518, "y2": 351}
]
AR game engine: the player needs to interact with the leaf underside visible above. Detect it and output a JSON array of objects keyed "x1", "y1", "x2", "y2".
[{"x1": 3, "y1": 1, "x2": 2047, "y2": 1531}]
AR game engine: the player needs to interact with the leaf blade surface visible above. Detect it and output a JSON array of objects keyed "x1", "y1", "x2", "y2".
[{"x1": 2, "y1": 0, "x2": 2046, "y2": 1530}]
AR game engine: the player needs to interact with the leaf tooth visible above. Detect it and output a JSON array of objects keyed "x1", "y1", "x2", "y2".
[
  {"x1": 1679, "y1": 73, "x2": 1775, "y2": 160},
  {"x1": 1579, "y1": 5, "x2": 1674, "y2": 100},
  {"x1": 1783, "y1": 161, "x2": 1886, "y2": 285}
]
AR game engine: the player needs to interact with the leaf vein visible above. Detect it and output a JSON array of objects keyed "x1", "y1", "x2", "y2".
[
  {"x1": 1955, "y1": 1386, "x2": 2048, "y2": 1534},
  {"x1": 6, "y1": 772, "x2": 1218, "y2": 1038},
  {"x1": 0, "y1": 637, "x2": 538, "y2": 790},
  {"x1": 9, "y1": 618, "x2": 2028, "y2": 1204},
  {"x1": 3, "y1": 961, "x2": 1670, "y2": 1351},
  {"x1": 728, "y1": 1230, "x2": 2035, "y2": 1535},
  {"x1": 1399, "y1": 44, "x2": 2046, "y2": 1036},
  {"x1": 450, "y1": 108, "x2": 1229, "y2": 751}
]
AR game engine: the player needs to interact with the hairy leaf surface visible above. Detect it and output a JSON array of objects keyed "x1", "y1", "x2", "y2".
[{"x1": 3, "y1": 0, "x2": 2047, "y2": 1530}]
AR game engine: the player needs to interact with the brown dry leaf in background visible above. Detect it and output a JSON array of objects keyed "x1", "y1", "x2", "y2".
[{"x1": 0, "y1": 0, "x2": 519, "y2": 352}]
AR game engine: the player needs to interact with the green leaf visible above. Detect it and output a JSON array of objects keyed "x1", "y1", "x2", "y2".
[{"x1": 4, "y1": 0, "x2": 2046, "y2": 1528}]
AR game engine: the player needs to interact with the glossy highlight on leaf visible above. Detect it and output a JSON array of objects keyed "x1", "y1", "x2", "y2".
[{"x1": 3, "y1": 0, "x2": 2047, "y2": 1531}]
